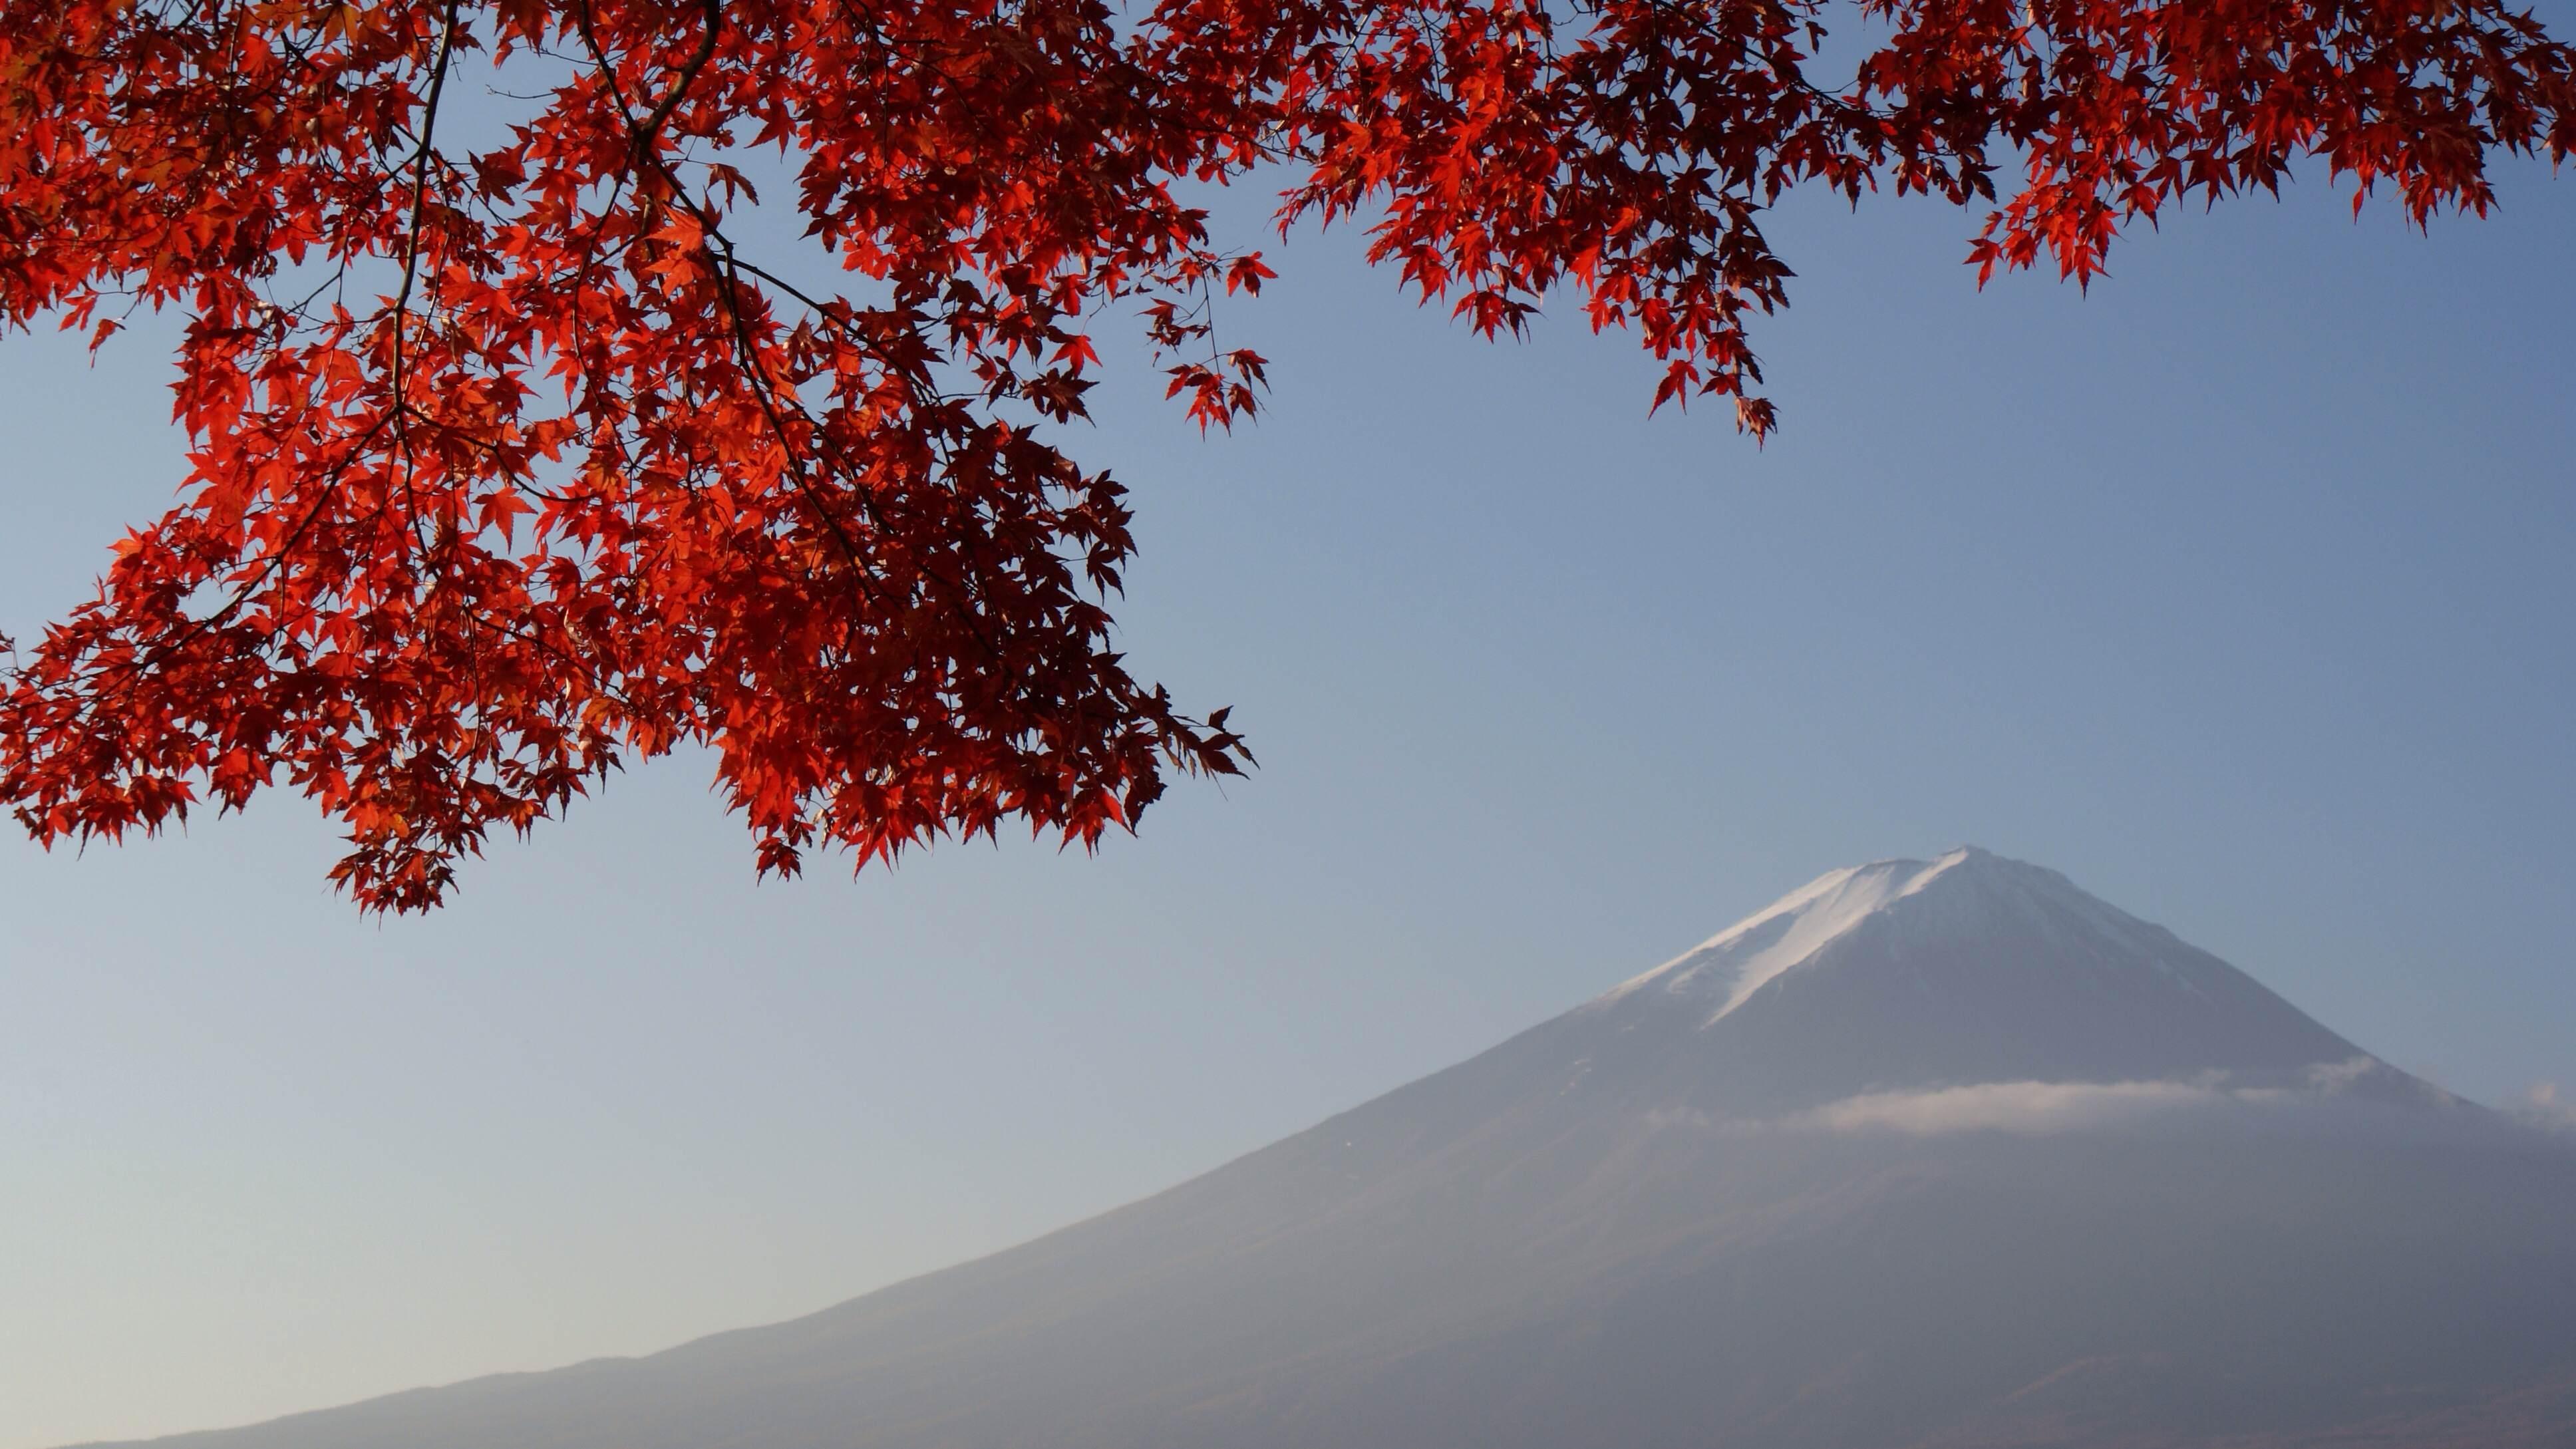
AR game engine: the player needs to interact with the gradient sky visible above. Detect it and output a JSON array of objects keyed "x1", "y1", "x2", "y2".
[{"x1": 4, "y1": 112, "x2": 2573, "y2": 1448}]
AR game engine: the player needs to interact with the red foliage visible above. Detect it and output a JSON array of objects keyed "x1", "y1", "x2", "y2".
[{"x1": 0, "y1": 0, "x2": 2565, "y2": 909}]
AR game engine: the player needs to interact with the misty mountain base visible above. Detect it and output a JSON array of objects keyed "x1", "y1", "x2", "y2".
[{"x1": 82, "y1": 849, "x2": 2576, "y2": 1449}]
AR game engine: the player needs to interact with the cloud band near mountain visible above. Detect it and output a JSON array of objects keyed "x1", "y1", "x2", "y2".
[{"x1": 1789, "y1": 1078, "x2": 2231, "y2": 1135}]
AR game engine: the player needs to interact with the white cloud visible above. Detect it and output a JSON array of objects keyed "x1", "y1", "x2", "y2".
[
  {"x1": 2511, "y1": 1081, "x2": 2576, "y2": 1133},
  {"x1": 1790, "y1": 1078, "x2": 2229, "y2": 1136},
  {"x1": 1645, "y1": 1064, "x2": 2492, "y2": 1140},
  {"x1": 2303, "y1": 1055, "x2": 2382, "y2": 1093}
]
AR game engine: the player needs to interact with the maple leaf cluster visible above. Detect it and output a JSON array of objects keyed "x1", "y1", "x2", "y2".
[{"x1": 1, "y1": 0, "x2": 2565, "y2": 909}]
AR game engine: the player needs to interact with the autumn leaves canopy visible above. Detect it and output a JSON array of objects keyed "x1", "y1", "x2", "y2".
[{"x1": 0, "y1": 0, "x2": 2566, "y2": 908}]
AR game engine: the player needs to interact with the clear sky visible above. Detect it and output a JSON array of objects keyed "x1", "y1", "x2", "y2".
[{"x1": 3, "y1": 126, "x2": 2572, "y2": 1447}]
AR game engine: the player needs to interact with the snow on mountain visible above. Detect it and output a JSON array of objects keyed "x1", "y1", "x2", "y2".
[
  {"x1": 1549, "y1": 846, "x2": 2430, "y2": 1118},
  {"x1": 1613, "y1": 846, "x2": 2191, "y2": 1019},
  {"x1": 1609, "y1": 850, "x2": 1963, "y2": 1019},
  {"x1": 77, "y1": 848, "x2": 2576, "y2": 1449}
]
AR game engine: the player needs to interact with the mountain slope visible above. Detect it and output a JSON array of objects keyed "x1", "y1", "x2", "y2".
[
  {"x1": 80, "y1": 848, "x2": 2576, "y2": 1449},
  {"x1": 1579, "y1": 847, "x2": 2414, "y2": 1112}
]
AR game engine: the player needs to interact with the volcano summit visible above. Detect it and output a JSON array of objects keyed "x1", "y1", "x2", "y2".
[{"x1": 83, "y1": 848, "x2": 2576, "y2": 1449}]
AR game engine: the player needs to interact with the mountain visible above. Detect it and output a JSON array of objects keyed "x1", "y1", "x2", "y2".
[
  {"x1": 80, "y1": 847, "x2": 2576, "y2": 1449},
  {"x1": 1537, "y1": 846, "x2": 2426, "y2": 1114}
]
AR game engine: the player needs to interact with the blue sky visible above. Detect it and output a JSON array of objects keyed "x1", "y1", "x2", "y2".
[{"x1": 3, "y1": 135, "x2": 2573, "y2": 1446}]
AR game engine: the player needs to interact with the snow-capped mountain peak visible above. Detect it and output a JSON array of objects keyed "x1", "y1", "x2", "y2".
[
  {"x1": 1573, "y1": 847, "x2": 2398, "y2": 1111},
  {"x1": 97, "y1": 848, "x2": 2568, "y2": 1449},
  {"x1": 1609, "y1": 846, "x2": 1987, "y2": 1020}
]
